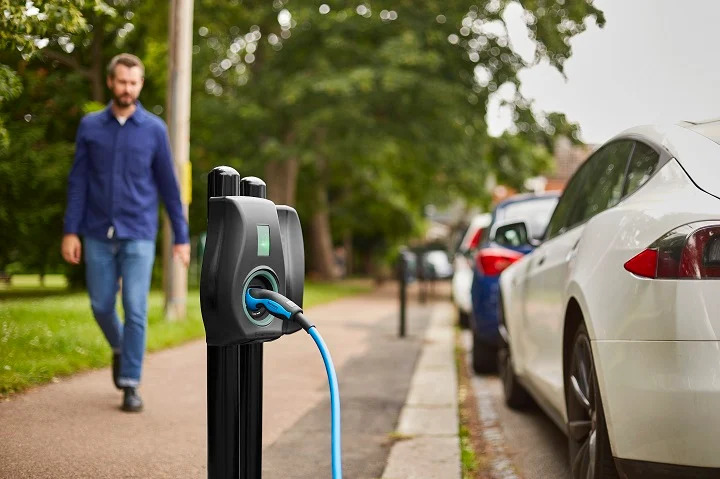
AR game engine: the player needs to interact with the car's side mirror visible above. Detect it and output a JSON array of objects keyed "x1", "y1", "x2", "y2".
[{"x1": 493, "y1": 221, "x2": 531, "y2": 248}]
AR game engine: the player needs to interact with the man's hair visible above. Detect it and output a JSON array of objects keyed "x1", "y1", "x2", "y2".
[{"x1": 107, "y1": 53, "x2": 145, "y2": 78}]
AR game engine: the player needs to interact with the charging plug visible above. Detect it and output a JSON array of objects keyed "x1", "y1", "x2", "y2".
[{"x1": 245, "y1": 289, "x2": 312, "y2": 329}]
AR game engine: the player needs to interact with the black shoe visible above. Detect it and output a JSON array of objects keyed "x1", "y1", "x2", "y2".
[
  {"x1": 112, "y1": 353, "x2": 121, "y2": 390},
  {"x1": 122, "y1": 387, "x2": 143, "y2": 412}
]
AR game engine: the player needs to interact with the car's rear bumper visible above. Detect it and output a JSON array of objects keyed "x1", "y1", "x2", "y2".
[
  {"x1": 615, "y1": 458, "x2": 720, "y2": 479},
  {"x1": 594, "y1": 340, "x2": 720, "y2": 469}
]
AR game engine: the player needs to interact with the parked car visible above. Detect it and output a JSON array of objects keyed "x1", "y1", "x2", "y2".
[
  {"x1": 469, "y1": 193, "x2": 559, "y2": 373},
  {"x1": 498, "y1": 121, "x2": 720, "y2": 478},
  {"x1": 421, "y1": 249, "x2": 453, "y2": 280},
  {"x1": 452, "y1": 213, "x2": 492, "y2": 328}
]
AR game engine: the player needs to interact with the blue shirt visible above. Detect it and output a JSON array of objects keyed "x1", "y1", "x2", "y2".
[{"x1": 63, "y1": 103, "x2": 189, "y2": 245}]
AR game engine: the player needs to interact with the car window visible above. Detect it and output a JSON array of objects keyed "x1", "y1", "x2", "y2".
[
  {"x1": 623, "y1": 141, "x2": 660, "y2": 196},
  {"x1": 545, "y1": 161, "x2": 592, "y2": 239},
  {"x1": 566, "y1": 140, "x2": 634, "y2": 228},
  {"x1": 498, "y1": 197, "x2": 558, "y2": 240}
]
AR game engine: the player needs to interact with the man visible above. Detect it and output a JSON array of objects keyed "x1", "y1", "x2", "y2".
[{"x1": 61, "y1": 53, "x2": 190, "y2": 413}]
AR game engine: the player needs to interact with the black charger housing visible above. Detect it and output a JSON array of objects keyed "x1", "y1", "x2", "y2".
[{"x1": 200, "y1": 195, "x2": 304, "y2": 346}]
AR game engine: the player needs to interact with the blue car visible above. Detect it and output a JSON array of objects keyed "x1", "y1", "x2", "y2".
[{"x1": 470, "y1": 192, "x2": 559, "y2": 373}]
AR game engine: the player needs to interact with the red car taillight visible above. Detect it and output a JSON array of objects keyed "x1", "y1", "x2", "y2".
[
  {"x1": 476, "y1": 248, "x2": 523, "y2": 276},
  {"x1": 468, "y1": 228, "x2": 484, "y2": 250},
  {"x1": 624, "y1": 222, "x2": 720, "y2": 279}
]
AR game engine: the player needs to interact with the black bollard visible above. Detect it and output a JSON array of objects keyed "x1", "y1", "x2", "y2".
[{"x1": 398, "y1": 248, "x2": 409, "y2": 338}]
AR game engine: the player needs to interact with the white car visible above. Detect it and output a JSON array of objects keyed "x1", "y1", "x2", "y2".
[
  {"x1": 452, "y1": 213, "x2": 492, "y2": 327},
  {"x1": 422, "y1": 250, "x2": 453, "y2": 280},
  {"x1": 498, "y1": 120, "x2": 720, "y2": 478}
]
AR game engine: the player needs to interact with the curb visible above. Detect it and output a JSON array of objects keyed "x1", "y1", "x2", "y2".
[{"x1": 381, "y1": 302, "x2": 461, "y2": 479}]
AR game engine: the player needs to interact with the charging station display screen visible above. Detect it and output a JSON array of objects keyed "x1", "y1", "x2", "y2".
[{"x1": 257, "y1": 225, "x2": 270, "y2": 256}]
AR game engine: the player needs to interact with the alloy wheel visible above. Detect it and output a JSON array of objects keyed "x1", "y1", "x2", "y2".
[{"x1": 567, "y1": 332, "x2": 598, "y2": 479}]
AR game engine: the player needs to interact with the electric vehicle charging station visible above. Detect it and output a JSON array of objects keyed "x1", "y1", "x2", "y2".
[{"x1": 201, "y1": 166, "x2": 342, "y2": 479}]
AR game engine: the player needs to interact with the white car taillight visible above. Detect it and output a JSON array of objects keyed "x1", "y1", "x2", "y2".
[{"x1": 624, "y1": 221, "x2": 720, "y2": 279}]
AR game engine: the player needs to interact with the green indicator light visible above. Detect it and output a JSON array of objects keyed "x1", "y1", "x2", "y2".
[{"x1": 257, "y1": 225, "x2": 270, "y2": 257}]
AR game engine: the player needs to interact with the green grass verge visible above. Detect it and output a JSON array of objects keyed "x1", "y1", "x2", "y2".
[
  {"x1": 0, "y1": 279, "x2": 372, "y2": 396},
  {"x1": 0, "y1": 274, "x2": 68, "y2": 290}
]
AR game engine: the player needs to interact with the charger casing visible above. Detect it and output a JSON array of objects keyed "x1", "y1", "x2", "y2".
[{"x1": 200, "y1": 196, "x2": 304, "y2": 346}]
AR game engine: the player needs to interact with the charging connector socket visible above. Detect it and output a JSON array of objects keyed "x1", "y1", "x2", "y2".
[{"x1": 241, "y1": 268, "x2": 279, "y2": 326}]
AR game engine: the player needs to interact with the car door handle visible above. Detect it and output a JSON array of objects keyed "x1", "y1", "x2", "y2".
[
  {"x1": 566, "y1": 239, "x2": 581, "y2": 262},
  {"x1": 536, "y1": 256, "x2": 546, "y2": 267}
]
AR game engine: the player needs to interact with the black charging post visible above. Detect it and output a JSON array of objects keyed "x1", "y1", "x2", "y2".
[
  {"x1": 236, "y1": 176, "x2": 267, "y2": 479},
  {"x1": 202, "y1": 167, "x2": 305, "y2": 479},
  {"x1": 205, "y1": 166, "x2": 245, "y2": 479},
  {"x1": 205, "y1": 169, "x2": 266, "y2": 478}
]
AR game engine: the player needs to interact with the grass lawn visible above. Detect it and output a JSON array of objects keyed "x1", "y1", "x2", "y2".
[{"x1": 0, "y1": 278, "x2": 372, "y2": 397}]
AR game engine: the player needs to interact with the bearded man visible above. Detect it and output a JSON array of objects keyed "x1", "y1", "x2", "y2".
[{"x1": 61, "y1": 53, "x2": 190, "y2": 412}]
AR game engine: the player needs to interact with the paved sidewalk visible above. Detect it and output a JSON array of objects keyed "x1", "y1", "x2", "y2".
[
  {"x1": 0, "y1": 283, "x2": 460, "y2": 478},
  {"x1": 381, "y1": 301, "x2": 460, "y2": 479}
]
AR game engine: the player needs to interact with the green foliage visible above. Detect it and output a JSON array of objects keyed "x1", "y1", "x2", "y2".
[
  {"x1": 0, "y1": 0, "x2": 105, "y2": 142},
  {"x1": 0, "y1": 0, "x2": 88, "y2": 54},
  {"x1": 0, "y1": 64, "x2": 22, "y2": 147},
  {"x1": 0, "y1": 0, "x2": 603, "y2": 276},
  {"x1": 187, "y1": 0, "x2": 601, "y2": 266},
  {"x1": 0, "y1": 120, "x2": 72, "y2": 273}
]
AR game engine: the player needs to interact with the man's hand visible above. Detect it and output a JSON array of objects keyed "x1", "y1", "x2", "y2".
[
  {"x1": 61, "y1": 234, "x2": 82, "y2": 264},
  {"x1": 173, "y1": 243, "x2": 191, "y2": 268}
]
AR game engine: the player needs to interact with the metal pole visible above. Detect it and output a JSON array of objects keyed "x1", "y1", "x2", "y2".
[
  {"x1": 418, "y1": 250, "x2": 427, "y2": 304},
  {"x1": 205, "y1": 171, "x2": 266, "y2": 479},
  {"x1": 163, "y1": 0, "x2": 194, "y2": 320},
  {"x1": 205, "y1": 344, "x2": 263, "y2": 478},
  {"x1": 206, "y1": 167, "x2": 241, "y2": 479},
  {"x1": 398, "y1": 250, "x2": 407, "y2": 338},
  {"x1": 236, "y1": 176, "x2": 266, "y2": 479}
]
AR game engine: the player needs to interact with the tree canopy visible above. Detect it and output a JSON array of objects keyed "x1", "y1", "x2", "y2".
[{"x1": 0, "y1": 0, "x2": 604, "y2": 280}]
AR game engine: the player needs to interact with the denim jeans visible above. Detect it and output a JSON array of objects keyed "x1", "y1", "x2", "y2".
[{"x1": 84, "y1": 237, "x2": 155, "y2": 387}]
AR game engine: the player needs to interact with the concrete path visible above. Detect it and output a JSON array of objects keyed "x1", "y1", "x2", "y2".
[
  {"x1": 0, "y1": 284, "x2": 458, "y2": 479},
  {"x1": 381, "y1": 301, "x2": 460, "y2": 479}
]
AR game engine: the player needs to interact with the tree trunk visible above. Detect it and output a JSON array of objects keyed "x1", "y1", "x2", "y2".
[
  {"x1": 309, "y1": 184, "x2": 338, "y2": 280},
  {"x1": 264, "y1": 156, "x2": 299, "y2": 206},
  {"x1": 343, "y1": 230, "x2": 353, "y2": 277}
]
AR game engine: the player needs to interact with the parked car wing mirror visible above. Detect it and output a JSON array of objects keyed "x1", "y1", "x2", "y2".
[{"x1": 493, "y1": 221, "x2": 531, "y2": 248}]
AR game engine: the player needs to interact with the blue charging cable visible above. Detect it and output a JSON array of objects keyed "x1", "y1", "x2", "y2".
[{"x1": 245, "y1": 288, "x2": 343, "y2": 479}]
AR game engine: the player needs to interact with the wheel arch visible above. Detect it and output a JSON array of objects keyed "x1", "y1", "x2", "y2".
[{"x1": 562, "y1": 297, "x2": 584, "y2": 393}]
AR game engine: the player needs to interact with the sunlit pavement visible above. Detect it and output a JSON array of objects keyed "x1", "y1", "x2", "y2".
[{"x1": 0, "y1": 283, "x2": 451, "y2": 478}]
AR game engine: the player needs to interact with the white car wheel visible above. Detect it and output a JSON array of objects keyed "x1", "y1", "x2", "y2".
[{"x1": 566, "y1": 324, "x2": 618, "y2": 479}]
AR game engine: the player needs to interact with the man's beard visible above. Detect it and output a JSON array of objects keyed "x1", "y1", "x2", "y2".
[{"x1": 113, "y1": 92, "x2": 136, "y2": 108}]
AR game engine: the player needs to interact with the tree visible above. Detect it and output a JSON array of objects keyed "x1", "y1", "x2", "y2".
[
  {"x1": 0, "y1": 0, "x2": 155, "y2": 281},
  {"x1": 0, "y1": 0, "x2": 101, "y2": 146},
  {"x1": 189, "y1": 0, "x2": 604, "y2": 278},
  {"x1": 0, "y1": 0, "x2": 605, "y2": 282}
]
